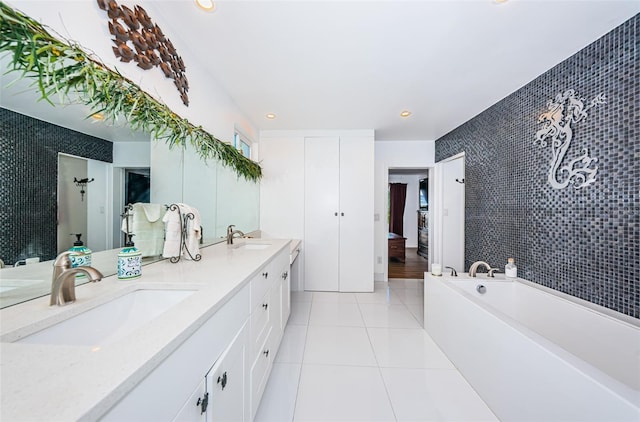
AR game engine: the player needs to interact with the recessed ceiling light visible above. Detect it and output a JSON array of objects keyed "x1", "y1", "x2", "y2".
[
  {"x1": 195, "y1": 0, "x2": 215, "y2": 12},
  {"x1": 400, "y1": 110, "x2": 412, "y2": 118},
  {"x1": 493, "y1": 0, "x2": 509, "y2": 4},
  {"x1": 266, "y1": 113, "x2": 276, "y2": 120}
]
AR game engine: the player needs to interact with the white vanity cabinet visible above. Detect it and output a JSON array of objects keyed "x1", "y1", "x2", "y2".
[
  {"x1": 101, "y1": 245, "x2": 292, "y2": 422},
  {"x1": 247, "y1": 249, "x2": 289, "y2": 420},
  {"x1": 204, "y1": 323, "x2": 248, "y2": 421},
  {"x1": 173, "y1": 378, "x2": 207, "y2": 421},
  {"x1": 173, "y1": 323, "x2": 248, "y2": 422}
]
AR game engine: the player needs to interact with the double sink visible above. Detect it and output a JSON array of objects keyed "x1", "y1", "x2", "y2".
[{"x1": 10, "y1": 241, "x2": 273, "y2": 348}]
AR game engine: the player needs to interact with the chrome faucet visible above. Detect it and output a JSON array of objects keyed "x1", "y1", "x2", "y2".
[
  {"x1": 226, "y1": 225, "x2": 245, "y2": 245},
  {"x1": 468, "y1": 261, "x2": 492, "y2": 277},
  {"x1": 50, "y1": 251, "x2": 104, "y2": 306}
]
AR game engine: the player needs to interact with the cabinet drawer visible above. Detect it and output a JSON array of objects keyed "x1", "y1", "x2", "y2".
[
  {"x1": 249, "y1": 291, "x2": 271, "y2": 357},
  {"x1": 250, "y1": 250, "x2": 289, "y2": 309},
  {"x1": 250, "y1": 329, "x2": 273, "y2": 419},
  {"x1": 250, "y1": 271, "x2": 274, "y2": 311}
]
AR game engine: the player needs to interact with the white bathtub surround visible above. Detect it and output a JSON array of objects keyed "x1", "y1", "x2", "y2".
[
  {"x1": 425, "y1": 273, "x2": 640, "y2": 421},
  {"x1": 0, "y1": 239, "x2": 291, "y2": 421}
]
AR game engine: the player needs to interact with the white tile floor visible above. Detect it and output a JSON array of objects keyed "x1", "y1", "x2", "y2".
[{"x1": 255, "y1": 279, "x2": 498, "y2": 422}]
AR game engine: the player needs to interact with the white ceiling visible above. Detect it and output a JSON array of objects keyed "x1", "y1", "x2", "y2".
[{"x1": 1, "y1": 0, "x2": 638, "y2": 142}]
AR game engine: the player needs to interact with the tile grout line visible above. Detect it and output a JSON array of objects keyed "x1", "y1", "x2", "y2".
[
  {"x1": 289, "y1": 292, "x2": 313, "y2": 422},
  {"x1": 359, "y1": 284, "x2": 399, "y2": 422}
]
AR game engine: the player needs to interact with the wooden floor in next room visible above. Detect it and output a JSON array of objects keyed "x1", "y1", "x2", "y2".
[{"x1": 388, "y1": 247, "x2": 429, "y2": 279}]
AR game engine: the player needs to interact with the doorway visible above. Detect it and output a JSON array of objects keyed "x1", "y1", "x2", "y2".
[
  {"x1": 125, "y1": 168, "x2": 151, "y2": 204},
  {"x1": 387, "y1": 168, "x2": 430, "y2": 279}
]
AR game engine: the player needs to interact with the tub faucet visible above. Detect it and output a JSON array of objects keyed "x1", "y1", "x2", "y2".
[
  {"x1": 444, "y1": 266, "x2": 458, "y2": 276},
  {"x1": 469, "y1": 261, "x2": 492, "y2": 277},
  {"x1": 50, "y1": 251, "x2": 104, "y2": 306},
  {"x1": 226, "y1": 225, "x2": 245, "y2": 245},
  {"x1": 488, "y1": 268, "x2": 500, "y2": 278}
]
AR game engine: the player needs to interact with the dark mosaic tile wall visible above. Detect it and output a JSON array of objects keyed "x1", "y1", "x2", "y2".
[
  {"x1": 0, "y1": 108, "x2": 112, "y2": 265},
  {"x1": 435, "y1": 15, "x2": 639, "y2": 319}
]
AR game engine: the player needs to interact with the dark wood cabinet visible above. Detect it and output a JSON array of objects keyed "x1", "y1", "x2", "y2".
[{"x1": 388, "y1": 232, "x2": 406, "y2": 262}]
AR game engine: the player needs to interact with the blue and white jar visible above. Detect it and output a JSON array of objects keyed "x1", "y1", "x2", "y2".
[
  {"x1": 69, "y1": 234, "x2": 92, "y2": 278},
  {"x1": 118, "y1": 245, "x2": 142, "y2": 280}
]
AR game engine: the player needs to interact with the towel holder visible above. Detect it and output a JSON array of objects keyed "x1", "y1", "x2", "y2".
[{"x1": 166, "y1": 203, "x2": 202, "y2": 263}]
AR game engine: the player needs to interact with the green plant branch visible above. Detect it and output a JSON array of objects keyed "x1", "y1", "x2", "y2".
[{"x1": 0, "y1": 1, "x2": 262, "y2": 181}]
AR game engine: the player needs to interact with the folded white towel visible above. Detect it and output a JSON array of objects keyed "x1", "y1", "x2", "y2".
[
  {"x1": 123, "y1": 203, "x2": 165, "y2": 257},
  {"x1": 162, "y1": 205, "x2": 183, "y2": 258}
]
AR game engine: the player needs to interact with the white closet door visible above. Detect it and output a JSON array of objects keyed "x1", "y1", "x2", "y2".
[
  {"x1": 304, "y1": 137, "x2": 340, "y2": 291},
  {"x1": 339, "y1": 137, "x2": 374, "y2": 292}
]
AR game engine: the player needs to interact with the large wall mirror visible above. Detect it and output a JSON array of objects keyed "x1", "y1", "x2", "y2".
[{"x1": 0, "y1": 62, "x2": 260, "y2": 308}]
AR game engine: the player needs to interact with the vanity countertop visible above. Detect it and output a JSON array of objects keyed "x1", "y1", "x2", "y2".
[{"x1": 0, "y1": 239, "x2": 291, "y2": 421}]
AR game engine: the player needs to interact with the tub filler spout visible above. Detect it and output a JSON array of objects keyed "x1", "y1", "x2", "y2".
[{"x1": 469, "y1": 261, "x2": 491, "y2": 277}]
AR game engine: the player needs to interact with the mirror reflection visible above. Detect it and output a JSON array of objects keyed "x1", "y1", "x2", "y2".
[{"x1": 0, "y1": 95, "x2": 259, "y2": 310}]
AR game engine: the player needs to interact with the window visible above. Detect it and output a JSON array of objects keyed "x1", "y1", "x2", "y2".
[{"x1": 233, "y1": 132, "x2": 252, "y2": 159}]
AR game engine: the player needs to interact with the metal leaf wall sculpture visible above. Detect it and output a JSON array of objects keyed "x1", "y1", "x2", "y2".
[{"x1": 97, "y1": 0, "x2": 189, "y2": 106}]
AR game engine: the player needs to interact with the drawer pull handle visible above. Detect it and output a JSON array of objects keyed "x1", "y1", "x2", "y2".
[
  {"x1": 217, "y1": 371, "x2": 228, "y2": 390},
  {"x1": 263, "y1": 349, "x2": 270, "y2": 357},
  {"x1": 262, "y1": 272, "x2": 268, "y2": 278},
  {"x1": 262, "y1": 303, "x2": 268, "y2": 310},
  {"x1": 197, "y1": 392, "x2": 209, "y2": 414}
]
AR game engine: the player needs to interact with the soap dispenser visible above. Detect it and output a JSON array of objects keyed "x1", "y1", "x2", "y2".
[
  {"x1": 69, "y1": 233, "x2": 92, "y2": 268},
  {"x1": 118, "y1": 234, "x2": 142, "y2": 280},
  {"x1": 505, "y1": 258, "x2": 517, "y2": 278}
]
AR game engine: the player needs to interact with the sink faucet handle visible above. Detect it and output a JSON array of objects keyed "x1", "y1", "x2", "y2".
[
  {"x1": 444, "y1": 266, "x2": 458, "y2": 276},
  {"x1": 53, "y1": 251, "x2": 73, "y2": 268},
  {"x1": 488, "y1": 268, "x2": 500, "y2": 278}
]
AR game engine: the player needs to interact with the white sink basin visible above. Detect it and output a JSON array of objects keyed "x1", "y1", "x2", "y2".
[{"x1": 16, "y1": 289, "x2": 195, "y2": 347}]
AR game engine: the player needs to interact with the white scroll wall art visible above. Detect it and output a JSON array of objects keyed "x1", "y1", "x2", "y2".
[{"x1": 535, "y1": 89, "x2": 606, "y2": 189}]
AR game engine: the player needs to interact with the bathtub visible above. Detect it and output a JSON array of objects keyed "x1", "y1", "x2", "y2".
[{"x1": 424, "y1": 274, "x2": 640, "y2": 422}]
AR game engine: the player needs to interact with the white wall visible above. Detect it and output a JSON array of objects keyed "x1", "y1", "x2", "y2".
[
  {"x1": 113, "y1": 142, "x2": 151, "y2": 168},
  {"x1": 374, "y1": 141, "x2": 435, "y2": 281},
  {"x1": 86, "y1": 158, "x2": 111, "y2": 252}
]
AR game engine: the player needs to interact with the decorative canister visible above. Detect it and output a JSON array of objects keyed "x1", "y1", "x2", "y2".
[
  {"x1": 69, "y1": 233, "x2": 92, "y2": 268},
  {"x1": 118, "y1": 235, "x2": 142, "y2": 280}
]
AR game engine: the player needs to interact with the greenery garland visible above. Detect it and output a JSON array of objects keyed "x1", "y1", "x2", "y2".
[{"x1": 0, "y1": 1, "x2": 262, "y2": 181}]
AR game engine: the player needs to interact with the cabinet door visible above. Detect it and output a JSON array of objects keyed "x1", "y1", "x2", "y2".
[
  {"x1": 206, "y1": 324, "x2": 247, "y2": 422},
  {"x1": 304, "y1": 137, "x2": 340, "y2": 291},
  {"x1": 338, "y1": 136, "x2": 374, "y2": 292},
  {"x1": 173, "y1": 379, "x2": 207, "y2": 422}
]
